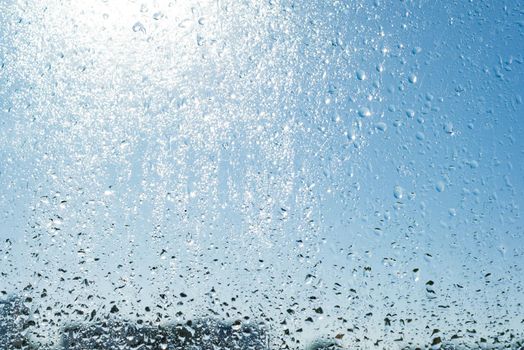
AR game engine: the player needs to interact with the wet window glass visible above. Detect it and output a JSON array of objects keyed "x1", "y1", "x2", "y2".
[{"x1": 1, "y1": 1, "x2": 523, "y2": 349}]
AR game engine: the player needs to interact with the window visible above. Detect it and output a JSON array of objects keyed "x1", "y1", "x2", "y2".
[{"x1": 1, "y1": 1, "x2": 523, "y2": 349}]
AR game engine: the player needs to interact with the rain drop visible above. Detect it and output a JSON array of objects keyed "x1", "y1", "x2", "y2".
[
  {"x1": 358, "y1": 107, "x2": 372, "y2": 118},
  {"x1": 356, "y1": 70, "x2": 367, "y2": 81},
  {"x1": 394, "y1": 186, "x2": 404, "y2": 200},
  {"x1": 436, "y1": 181, "x2": 446, "y2": 192},
  {"x1": 132, "y1": 21, "x2": 146, "y2": 34}
]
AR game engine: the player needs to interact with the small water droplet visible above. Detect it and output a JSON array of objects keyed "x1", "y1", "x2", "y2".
[
  {"x1": 305, "y1": 274, "x2": 315, "y2": 285},
  {"x1": 408, "y1": 73, "x2": 417, "y2": 84},
  {"x1": 358, "y1": 107, "x2": 372, "y2": 118},
  {"x1": 424, "y1": 253, "x2": 433, "y2": 262},
  {"x1": 436, "y1": 181, "x2": 445, "y2": 192},
  {"x1": 232, "y1": 320, "x2": 242, "y2": 331},
  {"x1": 132, "y1": 21, "x2": 146, "y2": 34},
  {"x1": 394, "y1": 186, "x2": 404, "y2": 199},
  {"x1": 375, "y1": 122, "x2": 387, "y2": 132},
  {"x1": 413, "y1": 268, "x2": 420, "y2": 282},
  {"x1": 153, "y1": 12, "x2": 164, "y2": 20},
  {"x1": 356, "y1": 70, "x2": 367, "y2": 81},
  {"x1": 444, "y1": 122, "x2": 454, "y2": 134},
  {"x1": 466, "y1": 160, "x2": 479, "y2": 169},
  {"x1": 196, "y1": 35, "x2": 205, "y2": 46}
]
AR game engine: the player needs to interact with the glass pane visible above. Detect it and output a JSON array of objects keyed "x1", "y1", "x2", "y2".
[{"x1": 1, "y1": 0, "x2": 523, "y2": 349}]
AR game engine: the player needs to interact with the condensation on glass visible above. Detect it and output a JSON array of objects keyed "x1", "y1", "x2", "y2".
[{"x1": 0, "y1": 0, "x2": 523, "y2": 349}]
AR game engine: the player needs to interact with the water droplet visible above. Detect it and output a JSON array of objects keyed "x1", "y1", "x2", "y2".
[
  {"x1": 408, "y1": 73, "x2": 417, "y2": 84},
  {"x1": 394, "y1": 186, "x2": 404, "y2": 199},
  {"x1": 132, "y1": 22, "x2": 146, "y2": 34},
  {"x1": 305, "y1": 274, "x2": 315, "y2": 285},
  {"x1": 356, "y1": 70, "x2": 367, "y2": 81},
  {"x1": 196, "y1": 35, "x2": 205, "y2": 46},
  {"x1": 416, "y1": 131, "x2": 425, "y2": 140},
  {"x1": 436, "y1": 181, "x2": 445, "y2": 192},
  {"x1": 153, "y1": 12, "x2": 164, "y2": 20},
  {"x1": 466, "y1": 160, "x2": 479, "y2": 169},
  {"x1": 375, "y1": 122, "x2": 387, "y2": 132},
  {"x1": 424, "y1": 253, "x2": 434, "y2": 262},
  {"x1": 358, "y1": 107, "x2": 372, "y2": 118},
  {"x1": 413, "y1": 268, "x2": 420, "y2": 282},
  {"x1": 232, "y1": 320, "x2": 242, "y2": 331},
  {"x1": 444, "y1": 122, "x2": 454, "y2": 134}
]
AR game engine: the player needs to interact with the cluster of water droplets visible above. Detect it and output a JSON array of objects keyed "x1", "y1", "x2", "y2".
[{"x1": 0, "y1": 0, "x2": 523, "y2": 349}]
